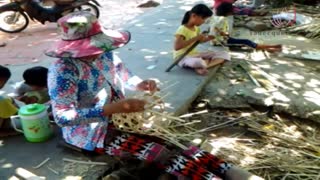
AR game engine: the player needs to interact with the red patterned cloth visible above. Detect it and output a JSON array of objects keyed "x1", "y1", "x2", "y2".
[{"x1": 104, "y1": 129, "x2": 232, "y2": 180}]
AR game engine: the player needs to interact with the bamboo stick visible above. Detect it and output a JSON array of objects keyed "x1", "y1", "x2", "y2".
[
  {"x1": 47, "y1": 166, "x2": 59, "y2": 175},
  {"x1": 63, "y1": 158, "x2": 108, "y2": 166},
  {"x1": 33, "y1": 158, "x2": 50, "y2": 169}
]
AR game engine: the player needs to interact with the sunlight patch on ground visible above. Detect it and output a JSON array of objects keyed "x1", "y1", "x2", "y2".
[
  {"x1": 281, "y1": 125, "x2": 302, "y2": 139},
  {"x1": 192, "y1": 138, "x2": 202, "y2": 145},
  {"x1": 307, "y1": 110, "x2": 320, "y2": 116},
  {"x1": 63, "y1": 176, "x2": 82, "y2": 180},
  {"x1": 144, "y1": 55, "x2": 156, "y2": 61},
  {"x1": 218, "y1": 89, "x2": 227, "y2": 95},
  {"x1": 257, "y1": 64, "x2": 271, "y2": 69},
  {"x1": 240, "y1": 112, "x2": 252, "y2": 117},
  {"x1": 283, "y1": 48, "x2": 301, "y2": 55},
  {"x1": 160, "y1": 51, "x2": 169, "y2": 55},
  {"x1": 141, "y1": 49, "x2": 156, "y2": 53},
  {"x1": 292, "y1": 61, "x2": 305, "y2": 67},
  {"x1": 274, "y1": 59, "x2": 290, "y2": 65},
  {"x1": 269, "y1": 73, "x2": 281, "y2": 79},
  {"x1": 272, "y1": 92, "x2": 290, "y2": 102},
  {"x1": 204, "y1": 137, "x2": 263, "y2": 167},
  {"x1": 307, "y1": 79, "x2": 320, "y2": 88},
  {"x1": 197, "y1": 101, "x2": 209, "y2": 108},
  {"x1": 15, "y1": 168, "x2": 45, "y2": 180},
  {"x1": 8, "y1": 176, "x2": 19, "y2": 180},
  {"x1": 250, "y1": 51, "x2": 267, "y2": 61},
  {"x1": 179, "y1": 5, "x2": 193, "y2": 11},
  {"x1": 291, "y1": 91, "x2": 299, "y2": 95},
  {"x1": 164, "y1": 102, "x2": 174, "y2": 109},
  {"x1": 274, "y1": 103, "x2": 290, "y2": 109},
  {"x1": 134, "y1": 23, "x2": 144, "y2": 27},
  {"x1": 292, "y1": 83, "x2": 302, "y2": 88},
  {"x1": 153, "y1": 21, "x2": 170, "y2": 26},
  {"x1": 263, "y1": 96, "x2": 274, "y2": 106},
  {"x1": 253, "y1": 87, "x2": 268, "y2": 94},
  {"x1": 284, "y1": 72, "x2": 305, "y2": 80},
  {"x1": 314, "y1": 88, "x2": 320, "y2": 94},
  {"x1": 304, "y1": 91, "x2": 320, "y2": 106},
  {"x1": 230, "y1": 52, "x2": 247, "y2": 59},
  {"x1": 241, "y1": 155, "x2": 257, "y2": 166},
  {"x1": 296, "y1": 36, "x2": 308, "y2": 41},
  {"x1": 2, "y1": 163, "x2": 13, "y2": 168},
  {"x1": 207, "y1": 137, "x2": 236, "y2": 155}
]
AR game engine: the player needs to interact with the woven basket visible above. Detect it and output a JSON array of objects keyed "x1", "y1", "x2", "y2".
[
  {"x1": 112, "y1": 94, "x2": 167, "y2": 135},
  {"x1": 111, "y1": 93, "x2": 193, "y2": 149}
]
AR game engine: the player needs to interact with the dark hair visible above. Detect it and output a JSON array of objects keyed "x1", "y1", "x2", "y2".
[
  {"x1": 182, "y1": 4, "x2": 213, "y2": 25},
  {"x1": 0, "y1": 65, "x2": 11, "y2": 80},
  {"x1": 23, "y1": 66, "x2": 48, "y2": 87},
  {"x1": 216, "y1": 2, "x2": 233, "y2": 16}
]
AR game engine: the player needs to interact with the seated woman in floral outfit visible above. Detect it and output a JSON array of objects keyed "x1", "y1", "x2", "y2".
[{"x1": 47, "y1": 11, "x2": 262, "y2": 180}]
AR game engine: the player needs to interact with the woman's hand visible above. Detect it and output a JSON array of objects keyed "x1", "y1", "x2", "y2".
[
  {"x1": 103, "y1": 98, "x2": 146, "y2": 115},
  {"x1": 116, "y1": 99, "x2": 146, "y2": 113},
  {"x1": 136, "y1": 80, "x2": 159, "y2": 93}
]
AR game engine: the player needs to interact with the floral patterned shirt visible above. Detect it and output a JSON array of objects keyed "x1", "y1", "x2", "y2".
[{"x1": 48, "y1": 52, "x2": 141, "y2": 151}]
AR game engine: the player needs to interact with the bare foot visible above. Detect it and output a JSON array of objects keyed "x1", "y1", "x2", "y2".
[
  {"x1": 271, "y1": 44, "x2": 282, "y2": 49},
  {"x1": 256, "y1": 44, "x2": 282, "y2": 53},
  {"x1": 265, "y1": 47, "x2": 282, "y2": 53},
  {"x1": 195, "y1": 68, "x2": 208, "y2": 76}
]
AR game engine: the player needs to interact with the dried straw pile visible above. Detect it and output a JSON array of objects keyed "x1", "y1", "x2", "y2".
[
  {"x1": 203, "y1": 111, "x2": 320, "y2": 180},
  {"x1": 244, "y1": 117, "x2": 320, "y2": 179}
]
